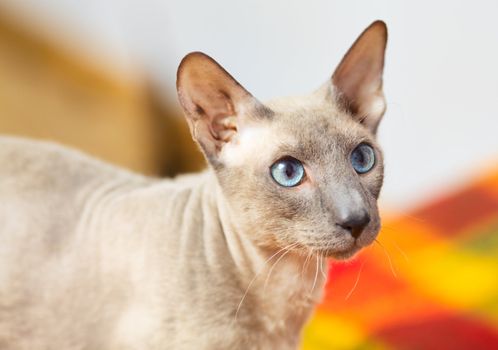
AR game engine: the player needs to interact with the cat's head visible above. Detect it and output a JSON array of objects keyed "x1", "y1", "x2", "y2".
[{"x1": 177, "y1": 21, "x2": 387, "y2": 259}]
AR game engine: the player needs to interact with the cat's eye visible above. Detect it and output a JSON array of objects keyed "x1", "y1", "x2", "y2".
[
  {"x1": 351, "y1": 143, "x2": 376, "y2": 174},
  {"x1": 270, "y1": 157, "x2": 305, "y2": 187}
]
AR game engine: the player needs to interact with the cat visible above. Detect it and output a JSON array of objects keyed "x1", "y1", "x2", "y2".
[{"x1": 0, "y1": 20, "x2": 387, "y2": 350}]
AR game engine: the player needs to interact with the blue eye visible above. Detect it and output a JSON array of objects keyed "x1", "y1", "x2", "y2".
[
  {"x1": 270, "y1": 157, "x2": 305, "y2": 187},
  {"x1": 351, "y1": 144, "x2": 376, "y2": 174}
]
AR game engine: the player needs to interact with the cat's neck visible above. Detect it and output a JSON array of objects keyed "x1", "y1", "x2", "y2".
[{"x1": 206, "y1": 172, "x2": 328, "y2": 336}]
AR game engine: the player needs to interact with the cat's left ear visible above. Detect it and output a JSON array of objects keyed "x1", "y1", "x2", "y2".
[
  {"x1": 177, "y1": 52, "x2": 271, "y2": 166},
  {"x1": 332, "y1": 20, "x2": 388, "y2": 134}
]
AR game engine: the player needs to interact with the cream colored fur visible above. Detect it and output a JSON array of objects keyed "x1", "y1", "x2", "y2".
[{"x1": 0, "y1": 136, "x2": 326, "y2": 349}]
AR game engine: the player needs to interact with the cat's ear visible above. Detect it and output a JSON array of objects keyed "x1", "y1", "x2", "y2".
[
  {"x1": 332, "y1": 20, "x2": 388, "y2": 134},
  {"x1": 177, "y1": 52, "x2": 271, "y2": 165}
]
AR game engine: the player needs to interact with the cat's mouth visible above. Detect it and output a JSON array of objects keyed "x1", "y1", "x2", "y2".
[
  {"x1": 294, "y1": 223, "x2": 380, "y2": 260},
  {"x1": 307, "y1": 232, "x2": 377, "y2": 260}
]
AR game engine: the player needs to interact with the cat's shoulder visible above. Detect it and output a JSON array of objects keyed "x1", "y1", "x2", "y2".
[{"x1": 0, "y1": 135, "x2": 146, "y2": 189}]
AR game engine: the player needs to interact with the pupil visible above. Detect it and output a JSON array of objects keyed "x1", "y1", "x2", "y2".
[
  {"x1": 358, "y1": 151, "x2": 366, "y2": 165},
  {"x1": 285, "y1": 163, "x2": 295, "y2": 178},
  {"x1": 356, "y1": 151, "x2": 365, "y2": 166}
]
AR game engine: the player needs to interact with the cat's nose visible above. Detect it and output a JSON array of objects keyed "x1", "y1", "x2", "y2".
[{"x1": 337, "y1": 210, "x2": 370, "y2": 239}]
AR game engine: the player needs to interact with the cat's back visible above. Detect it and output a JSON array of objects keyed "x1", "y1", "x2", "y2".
[
  {"x1": 0, "y1": 135, "x2": 145, "y2": 261},
  {"x1": 0, "y1": 135, "x2": 151, "y2": 244},
  {"x1": 0, "y1": 135, "x2": 138, "y2": 191}
]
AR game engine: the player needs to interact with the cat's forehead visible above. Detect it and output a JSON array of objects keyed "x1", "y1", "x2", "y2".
[
  {"x1": 220, "y1": 91, "x2": 374, "y2": 168},
  {"x1": 264, "y1": 92, "x2": 373, "y2": 156}
]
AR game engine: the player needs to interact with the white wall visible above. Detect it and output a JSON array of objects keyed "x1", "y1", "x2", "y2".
[{"x1": 3, "y1": 0, "x2": 498, "y2": 212}]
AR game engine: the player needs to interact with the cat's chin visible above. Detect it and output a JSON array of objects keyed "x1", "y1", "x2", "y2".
[
  {"x1": 312, "y1": 244, "x2": 361, "y2": 260},
  {"x1": 328, "y1": 248, "x2": 360, "y2": 260}
]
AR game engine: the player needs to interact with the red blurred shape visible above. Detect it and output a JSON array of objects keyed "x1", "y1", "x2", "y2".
[
  {"x1": 374, "y1": 313, "x2": 498, "y2": 350},
  {"x1": 412, "y1": 184, "x2": 498, "y2": 237}
]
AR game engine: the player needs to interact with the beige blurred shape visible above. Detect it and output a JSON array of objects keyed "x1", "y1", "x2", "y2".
[{"x1": 0, "y1": 9, "x2": 204, "y2": 177}]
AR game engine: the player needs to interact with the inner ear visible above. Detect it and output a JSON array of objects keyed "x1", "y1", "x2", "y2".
[
  {"x1": 191, "y1": 89, "x2": 238, "y2": 142},
  {"x1": 177, "y1": 52, "x2": 271, "y2": 163},
  {"x1": 332, "y1": 20, "x2": 388, "y2": 134}
]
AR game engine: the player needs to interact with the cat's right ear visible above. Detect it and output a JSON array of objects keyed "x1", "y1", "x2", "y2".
[
  {"x1": 176, "y1": 52, "x2": 270, "y2": 166},
  {"x1": 331, "y1": 20, "x2": 388, "y2": 134}
]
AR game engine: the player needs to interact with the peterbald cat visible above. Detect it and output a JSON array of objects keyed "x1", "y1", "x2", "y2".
[{"x1": 0, "y1": 21, "x2": 388, "y2": 349}]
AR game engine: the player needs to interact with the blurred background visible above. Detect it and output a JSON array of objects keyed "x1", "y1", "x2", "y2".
[{"x1": 0, "y1": 0, "x2": 497, "y2": 349}]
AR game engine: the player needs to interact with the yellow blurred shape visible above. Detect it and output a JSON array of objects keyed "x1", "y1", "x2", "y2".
[
  {"x1": 302, "y1": 311, "x2": 388, "y2": 350},
  {"x1": 407, "y1": 243, "x2": 498, "y2": 312},
  {"x1": 378, "y1": 218, "x2": 446, "y2": 254}
]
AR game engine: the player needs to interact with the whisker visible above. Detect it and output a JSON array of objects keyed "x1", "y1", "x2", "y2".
[
  {"x1": 390, "y1": 239, "x2": 410, "y2": 263},
  {"x1": 377, "y1": 225, "x2": 409, "y2": 263},
  {"x1": 375, "y1": 239, "x2": 397, "y2": 278},
  {"x1": 263, "y1": 242, "x2": 298, "y2": 293},
  {"x1": 319, "y1": 252, "x2": 328, "y2": 280},
  {"x1": 301, "y1": 250, "x2": 313, "y2": 279},
  {"x1": 345, "y1": 261, "x2": 365, "y2": 300},
  {"x1": 396, "y1": 213, "x2": 426, "y2": 223},
  {"x1": 310, "y1": 251, "x2": 320, "y2": 294},
  {"x1": 234, "y1": 243, "x2": 296, "y2": 321},
  {"x1": 379, "y1": 224, "x2": 400, "y2": 232}
]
